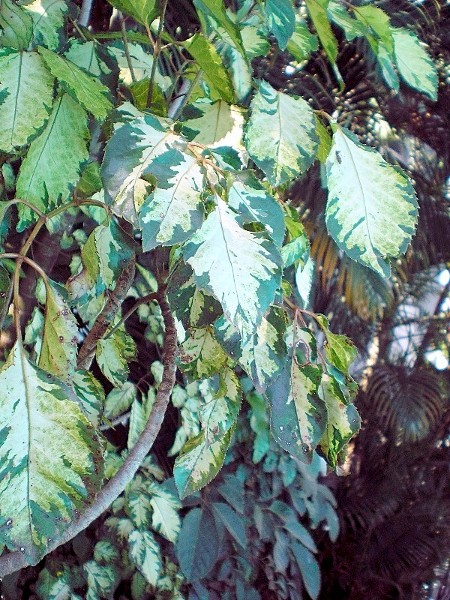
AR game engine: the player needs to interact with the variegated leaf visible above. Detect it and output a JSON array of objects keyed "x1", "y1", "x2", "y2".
[
  {"x1": 128, "y1": 530, "x2": 162, "y2": 586},
  {"x1": 147, "y1": 482, "x2": 181, "y2": 543},
  {"x1": 0, "y1": 342, "x2": 104, "y2": 560},
  {"x1": 245, "y1": 80, "x2": 318, "y2": 186},
  {"x1": 179, "y1": 327, "x2": 229, "y2": 379},
  {"x1": 96, "y1": 328, "x2": 136, "y2": 387},
  {"x1": 325, "y1": 126, "x2": 418, "y2": 277},
  {"x1": 200, "y1": 370, "x2": 242, "y2": 441},
  {"x1": 183, "y1": 197, "x2": 281, "y2": 335},
  {"x1": 127, "y1": 489, "x2": 153, "y2": 529},
  {"x1": 24, "y1": 0, "x2": 69, "y2": 50},
  {"x1": 72, "y1": 370, "x2": 105, "y2": 427}
]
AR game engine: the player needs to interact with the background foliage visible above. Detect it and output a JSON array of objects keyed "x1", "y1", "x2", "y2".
[{"x1": 0, "y1": 0, "x2": 448, "y2": 599}]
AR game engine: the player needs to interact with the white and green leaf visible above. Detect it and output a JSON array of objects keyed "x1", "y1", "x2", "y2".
[
  {"x1": 265, "y1": 0, "x2": 296, "y2": 50},
  {"x1": 179, "y1": 327, "x2": 229, "y2": 380},
  {"x1": 72, "y1": 370, "x2": 105, "y2": 428},
  {"x1": 128, "y1": 530, "x2": 162, "y2": 586},
  {"x1": 147, "y1": 482, "x2": 181, "y2": 543},
  {"x1": 0, "y1": 0, "x2": 33, "y2": 49},
  {"x1": 25, "y1": 0, "x2": 69, "y2": 50}
]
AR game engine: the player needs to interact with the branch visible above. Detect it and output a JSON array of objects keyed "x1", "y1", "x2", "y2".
[{"x1": 0, "y1": 286, "x2": 178, "y2": 577}]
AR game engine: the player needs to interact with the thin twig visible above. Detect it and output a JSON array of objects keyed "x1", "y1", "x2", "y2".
[
  {"x1": 146, "y1": 0, "x2": 169, "y2": 109},
  {"x1": 120, "y1": 12, "x2": 137, "y2": 83}
]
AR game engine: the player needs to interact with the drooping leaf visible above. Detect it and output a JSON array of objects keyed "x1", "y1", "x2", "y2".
[
  {"x1": 128, "y1": 530, "x2": 162, "y2": 586},
  {"x1": 245, "y1": 80, "x2": 318, "y2": 187},
  {"x1": 315, "y1": 116, "x2": 332, "y2": 163},
  {"x1": 265, "y1": 0, "x2": 295, "y2": 50},
  {"x1": 0, "y1": 342, "x2": 104, "y2": 560},
  {"x1": 107, "y1": 0, "x2": 159, "y2": 25},
  {"x1": 176, "y1": 507, "x2": 220, "y2": 581},
  {"x1": 183, "y1": 197, "x2": 281, "y2": 335},
  {"x1": 0, "y1": 49, "x2": 54, "y2": 153},
  {"x1": 139, "y1": 149, "x2": 204, "y2": 250},
  {"x1": 193, "y1": 0, "x2": 246, "y2": 58},
  {"x1": 305, "y1": 0, "x2": 338, "y2": 63},
  {"x1": 104, "y1": 382, "x2": 137, "y2": 419},
  {"x1": 16, "y1": 93, "x2": 89, "y2": 230},
  {"x1": 147, "y1": 482, "x2": 181, "y2": 543},
  {"x1": 174, "y1": 427, "x2": 234, "y2": 499},
  {"x1": 127, "y1": 390, "x2": 154, "y2": 449},
  {"x1": 184, "y1": 33, "x2": 234, "y2": 103},
  {"x1": 290, "y1": 541, "x2": 321, "y2": 600},
  {"x1": 228, "y1": 171, "x2": 285, "y2": 247},
  {"x1": 39, "y1": 280, "x2": 78, "y2": 381},
  {"x1": 200, "y1": 369, "x2": 242, "y2": 440},
  {"x1": 179, "y1": 327, "x2": 229, "y2": 380},
  {"x1": 267, "y1": 359, "x2": 325, "y2": 462},
  {"x1": 211, "y1": 502, "x2": 247, "y2": 548},
  {"x1": 24, "y1": 0, "x2": 69, "y2": 50},
  {"x1": 38, "y1": 46, "x2": 113, "y2": 120},
  {"x1": 318, "y1": 373, "x2": 360, "y2": 466},
  {"x1": 72, "y1": 370, "x2": 105, "y2": 428},
  {"x1": 374, "y1": 40, "x2": 399, "y2": 92},
  {"x1": 0, "y1": 0, "x2": 33, "y2": 49},
  {"x1": 96, "y1": 328, "x2": 136, "y2": 387},
  {"x1": 295, "y1": 254, "x2": 315, "y2": 309},
  {"x1": 392, "y1": 27, "x2": 438, "y2": 101},
  {"x1": 127, "y1": 489, "x2": 153, "y2": 529},
  {"x1": 327, "y1": 0, "x2": 368, "y2": 41},
  {"x1": 325, "y1": 126, "x2": 418, "y2": 277}
]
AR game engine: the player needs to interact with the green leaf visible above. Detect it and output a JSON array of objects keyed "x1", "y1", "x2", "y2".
[
  {"x1": 184, "y1": 33, "x2": 234, "y2": 103},
  {"x1": 0, "y1": 265, "x2": 10, "y2": 316},
  {"x1": 245, "y1": 80, "x2": 318, "y2": 187},
  {"x1": 107, "y1": 42, "x2": 171, "y2": 90},
  {"x1": 290, "y1": 541, "x2": 321, "y2": 600},
  {"x1": 325, "y1": 126, "x2": 418, "y2": 277},
  {"x1": 94, "y1": 540, "x2": 120, "y2": 563},
  {"x1": 318, "y1": 373, "x2": 360, "y2": 466},
  {"x1": 316, "y1": 315, "x2": 357, "y2": 375},
  {"x1": 104, "y1": 382, "x2": 136, "y2": 419},
  {"x1": 24, "y1": 0, "x2": 69, "y2": 50},
  {"x1": 147, "y1": 482, "x2": 181, "y2": 543},
  {"x1": 127, "y1": 489, "x2": 153, "y2": 529},
  {"x1": 228, "y1": 171, "x2": 285, "y2": 247},
  {"x1": 65, "y1": 40, "x2": 113, "y2": 79},
  {"x1": 102, "y1": 113, "x2": 178, "y2": 226},
  {"x1": 265, "y1": 0, "x2": 295, "y2": 50},
  {"x1": 139, "y1": 148, "x2": 204, "y2": 250},
  {"x1": 96, "y1": 328, "x2": 136, "y2": 387},
  {"x1": 315, "y1": 116, "x2": 332, "y2": 163},
  {"x1": 0, "y1": 0, "x2": 33, "y2": 49},
  {"x1": 295, "y1": 255, "x2": 315, "y2": 309},
  {"x1": 286, "y1": 21, "x2": 319, "y2": 61},
  {"x1": 353, "y1": 5, "x2": 393, "y2": 53},
  {"x1": 38, "y1": 46, "x2": 113, "y2": 120},
  {"x1": 374, "y1": 40, "x2": 399, "y2": 92},
  {"x1": 0, "y1": 49, "x2": 54, "y2": 153},
  {"x1": 184, "y1": 99, "x2": 245, "y2": 151},
  {"x1": 84, "y1": 561, "x2": 118, "y2": 597},
  {"x1": 0, "y1": 341, "x2": 104, "y2": 560},
  {"x1": 174, "y1": 427, "x2": 234, "y2": 499},
  {"x1": 392, "y1": 27, "x2": 438, "y2": 101},
  {"x1": 179, "y1": 327, "x2": 229, "y2": 379},
  {"x1": 193, "y1": 0, "x2": 246, "y2": 58},
  {"x1": 267, "y1": 360, "x2": 325, "y2": 461},
  {"x1": 176, "y1": 507, "x2": 220, "y2": 581},
  {"x1": 39, "y1": 280, "x2": 78, "y2": 382},
  {"x1": 107, "y1": 0, "x2": 158, "y2": 25},
  {"x1": 72, "y1": 370, "x2": 105, "y2": 428},
  {"x1": 305, "y1": 0, "x2": 338, "y2": 64},
  {"x1": 16, "y1": 93, "x2": 89, "y2": 230},
  {"x1": 36, "y1": 567, "x2": 72, "y2": 600},
  {"x1": 200, "y1": 369, "x2": 242, "y2": 440},
  {"x1": 127, "y1": 390, "x2": 154, "y2": 449},
  {"x1": 211, "y1": 501, "x2": 247, "y2": 548},
  {"x1": 128, "y1": 530, "x2": 162, "y2": 586},
  {"x1": 327, "y1": 1, "x2": 368, "y2": 41},
  {"x1": 183, "y1": 197, "x2": 281, "y2": 336}
]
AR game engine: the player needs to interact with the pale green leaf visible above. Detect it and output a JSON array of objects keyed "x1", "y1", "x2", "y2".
[
  {"x1": 107, "y1": 0, "x2": 158, "y2": 25},
  {"x1": 139, "y1": 149, "x2": 204, "y2": 250},
  {"x1": 200, "y1": 370, "x2": 242, "y2": 440},
  {"x1": 327, "y1": 1, "x2": 368, "y2": 41},
  {"x1": 290, "y1": 541, "x2": 321, "y2": 600},
  {"x1": 94, "y1": 540, "x2": 120, "y2": 563},
  {"x1": 375, "y1": 40, "x2": 399, "y2": 92},
  {"x1": 316, "y1": 315, "x2": 357, "y2": 374},
  {"x1": 267, "y1": 360, "x2": 325, "y2": 461},
  {"x1": 127, "y1": 391, "x2": 154, "y2": 449},
  {"x1": 16, "y1": 93, "x2": 89, "y2": 231},
  {"x1": 128, "y1": 530, "x2": 162, "y2": 586},
  {"x1": 96, "y1": 328, "x2": 136, "y2": 387},
  {"x1": 101, "y1": 114, "x2": 179, "y2": 226},
  {"x1": 184, "y1": 33, "x2": 234, "y2": 103},
  {"x1": 353, "y1": 5, "x2": 393, "y2": 53},
  {"x1": 104, "y1": 382, "x2": 136, "y2": 419},
  {"x1": 176, "y1": 507, "x2": 220, "y2": 580},
  {"x1": 72, "y1": 370, "x2": 105, "y2": 428},
  {"x1": 24, "y1": 0, "x2": 69, "y2": 50},
  {"x1": 0, "y1": 49, "x2": 54, "y2": 153},
  {"x1": 325, "y1": 126, "x2": 418, "y2": 277},
  {"x1": 392, "y1": 27, "x2": 437, "y2": 101},
  {"x1": 245, "y1": 80, "x2": 318, "y2": 186},
  {"x1": 65, "y1": 40, "x2": 112, "y2": 78},
  {"x1": 0, "y1": 0, "x2": 32, "y2": 49},
  {"x1": 193, "y1": 0, "x2": 246, "y2": 58},
  {"x1": 179, "y1": 327, "x2": 229, "y2": 379},
  {"x1": 185, "y1": 99, "x2": 245, "y2": 153},
  {"x1": 315, "y1": 116, "x2": 332, "y2": 163},
  {"x1": 286, "y1": 21, "x2": 319, "y2": 61},
  {"x1": 183, "y1": 197, "x2": 281, "y2": 335},
  {"x1": 318, "y1": 373, "x2": 360, "y2": 466},
  {"x1": 39, "y1": 280, "x2": 78, "y2": 382},
  {"x1": 148, "y1": 482, "x2": 181, "y2": 543},
  {"x1": 127, "y1": 489, "x2": 153, "y2": 529},
  {"x1": 174, "y1": 427, "x2": 234, "y2": 499},
  {"x1": 305, "y1": 0, "x2": 338, "y2": 63},
  {"x1": 265, "y1": 0, "x2": 295, "y2": 50},
  {"x1": 84, "y1": 561, "x2": 118, "y2": 597},
  {"x1": 38, "y1": 46, "x2": 113, "y2": 120},
  {"x1": 0, "y1": 342, "x2": 104, "y2": 559},
  {"x1": 107, "y1": 42, "x2": 171, "y2": 89},
  {"x1": 295, "y1": 254, "x2": 315, "y2": 309},
  {"x1": 228, "y1": 171, "x2": 285, "y2": 247}
]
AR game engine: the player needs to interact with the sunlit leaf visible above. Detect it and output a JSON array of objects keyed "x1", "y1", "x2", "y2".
[
  {"x1": 104, "y1": 382, "x2": 136, "y2": 419},
  {"x1": 0, "y1": 0, "x2": 32, "y2": 49},
  {"x1": 25, "y1": 0, "x2": 68, "y2": 50},
  {"x1": 179, "y1": 327, "x2": 229, "y2": 379},
  {"x1": 193, "y1": 0, "x2": 246, "y2": 58},
  {"x1": 65, "y1": 40, "x2": 113, "y2": 79},
  {"x1": 200, "y1": 370, "x2": 242, "y2": 440},
  {"x1": 305, "y1": 0, "x2": 338, "y2": 64},
  {"x1": 127, "y1": 489, "x2": 153, "y2": 529},
  {"x1": 84, "y1": 561, "x2": 118, "y2": 597},
  {"x1": 265, "y1": 0, "x2": 295, "y2": 50},
  {"x1": 287, "y1": 20, "x2": 319, "y2": 61},
  {"x1": 96, "y1": 328, "x2": 136, "y2": 387}
]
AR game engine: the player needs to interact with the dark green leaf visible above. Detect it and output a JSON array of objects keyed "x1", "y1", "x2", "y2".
[
  {"x1": 265, "y1": 0, "x2": 295, "y2": 50},
  {"x1": 176, "y1": 508, "x2": 220, "y2": 581},
  {"x1": 212, "y1": 502, "x2": 247, "y2": 548},
  {"x1": 290, "y1": 541, "x2": 321, "y2": 600}
]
